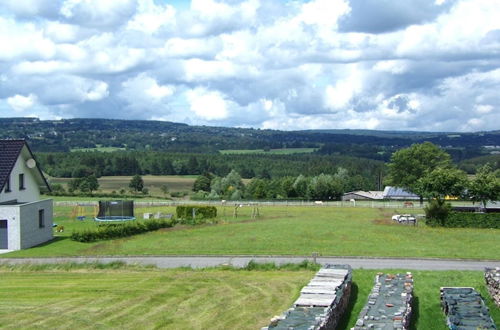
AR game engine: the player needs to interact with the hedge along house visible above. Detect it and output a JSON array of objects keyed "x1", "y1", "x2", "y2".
[{"x1": 0, "y1": 139, "x2": 52, "y2": 251}]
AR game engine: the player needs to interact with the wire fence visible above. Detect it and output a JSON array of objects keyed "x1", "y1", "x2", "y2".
[{"x1": 54, "y1": 199, "x2": 476, "y2": 209}]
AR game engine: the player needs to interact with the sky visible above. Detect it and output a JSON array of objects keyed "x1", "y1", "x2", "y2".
[{"x1": 0, "y1": 0, "x2": 499, "y2": 132}]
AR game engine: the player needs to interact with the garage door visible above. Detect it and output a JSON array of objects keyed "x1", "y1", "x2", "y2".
[{"x1": 0, "y1": 220, "x2": 7, "y2": 249}]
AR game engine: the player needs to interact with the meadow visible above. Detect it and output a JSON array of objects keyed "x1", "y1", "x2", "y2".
[
  {"x1": 3, "y1": 205, "x2": 499, "y2": 259},
  {"x1": 219, "y1": 147, "x2": 318, "y2": 154},
  {"x1": 0, "y1": 264, "x2": 498, "y2": 329},
  {"x1": 49, "y1": 175, "x2": 197, "y2": 196}
]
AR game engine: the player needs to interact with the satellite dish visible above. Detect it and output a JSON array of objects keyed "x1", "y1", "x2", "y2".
[{"x1": 26, "y1": 158, "x2": 36, "y2": 169}]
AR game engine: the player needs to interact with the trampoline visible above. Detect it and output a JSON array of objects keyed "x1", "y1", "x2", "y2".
[{"x1": 94, "y1": 200, "x2": 136, "y2": 222}]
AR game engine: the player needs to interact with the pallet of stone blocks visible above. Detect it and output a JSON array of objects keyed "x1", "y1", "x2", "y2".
[
  {"x1": 263, "y1": 264, "x2": 352, "y2": 330},
  {"x1": 441, "y1": 287, "x2": 496, "y2": 329},
  {"x1": 485, "y1": 268, "x2": 500, "y2": 307},
  {"x1": 352, "y1": 272, "x2": 414, "y2": 330}
]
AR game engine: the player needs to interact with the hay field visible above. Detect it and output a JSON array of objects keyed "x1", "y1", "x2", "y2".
[{"x1": 49, "y1": 175, "x2": 196, "y2": 196}]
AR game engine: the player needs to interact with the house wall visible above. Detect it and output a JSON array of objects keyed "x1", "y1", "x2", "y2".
[
  {"x1": 0, "y1": 146, "x2": 40, "y2": 204},
  {"x1": 19, "y1": 199, "x2": 53, "y2": 249},
  {"x1": 0, "y1": 199, "x2": 53, "y2": 250},
  {"x1": 0, "y1": 206, "x2": 20, "y2": 250}
]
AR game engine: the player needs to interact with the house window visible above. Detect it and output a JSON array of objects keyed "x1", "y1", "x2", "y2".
[
  {"x1": 5, "y1": 177, "x2": 11, "y2": 193},
  {"x1": 19, "y1": 173, "x2": 25, "y2": 190},
  {"x1": 38, "y1": 209, "x2": 45, "y2": 228}
]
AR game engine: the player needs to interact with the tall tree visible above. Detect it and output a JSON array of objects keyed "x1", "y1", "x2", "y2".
[
  {"x1": 468, "y1": 164, "x2": 500, "y2": 208},
  {"x1": 418, "y1": 167, "x2": 467, "y2": 201},
  {"x1": 387, "y1": 142, "x2": 452, "y2": 204},
  {"x1": 129, "y1": 174, "x2": 144, "y2": 192}
]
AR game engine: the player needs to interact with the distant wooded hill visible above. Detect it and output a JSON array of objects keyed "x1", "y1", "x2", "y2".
[{"x1": 1, "y1": 117, "x2": 498, "y2": 160}]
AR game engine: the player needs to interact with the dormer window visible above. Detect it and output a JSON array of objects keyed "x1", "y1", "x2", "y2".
[
  {"x1": 5, "y1": 176, "x2": 11, "y2": 192},
  {"x1": 19, "y1": 173, "x2": 25, "y2": 190}
]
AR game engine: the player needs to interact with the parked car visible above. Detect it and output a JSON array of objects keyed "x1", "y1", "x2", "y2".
[{"x1": 392, "y1": 214, "x2": 416, "y2": 223}]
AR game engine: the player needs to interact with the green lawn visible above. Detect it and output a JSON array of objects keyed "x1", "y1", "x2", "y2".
[
  {"x1": 3, "y1": 206, "x2": 499, "y2": 259},
  {"x1": 219, "y1": 148, "x2": 318, "y2": 154},
  {"x1": 0, "y1": 265, "x2": 497, "y2": 329}
]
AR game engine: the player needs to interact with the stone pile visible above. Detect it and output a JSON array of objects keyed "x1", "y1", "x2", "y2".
[
  {"x1": 440, "y1": 287, "x2": 496, "y2": 329},
  {"x1": 352, "y1": 272, "x2": 414, "y2": 330},
  {"x1": 485, "y1": 267, "x2": 500, "y2": 307},
  {"x1": 263, "y1": 264, "x2": 352, "y2": 330}
]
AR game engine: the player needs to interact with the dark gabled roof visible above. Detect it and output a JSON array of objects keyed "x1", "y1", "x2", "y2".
[{"x1": 0, "y1": 139, "x2": 50, "y2": 193}]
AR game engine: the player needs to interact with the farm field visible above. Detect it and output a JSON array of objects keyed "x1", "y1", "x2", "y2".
[
  {"x1": 49, "y1": 175, "x2": 197, "y2": 196},
  {"x1": 0, "y1": 265, "x2": 497, "y2": 330},
  {"x1": 70, "y1": 146, "x2": 126, "y2": 152},
  {"x1": 3, "y1": 206, "x2": 499, "y2": 259},
  {"x1": 219, "y1": 147, "x2": 318, "y2": 154}
]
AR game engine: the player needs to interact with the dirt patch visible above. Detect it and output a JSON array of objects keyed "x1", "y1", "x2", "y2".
[{"x1": 372, "y1": 218, "x2": 393, "y2": 225}]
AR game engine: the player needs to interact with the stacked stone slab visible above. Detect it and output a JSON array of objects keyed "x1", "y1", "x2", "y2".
[
  {"x1": 263, "y1": 264, "x2": 352, "y2": 330},
  {"x1": 485, "y1": 267, "x2": 500, "y2": 307},
  {"x1": 352, "y1": 272, "x2": 414, "y2": 330},
  {"x1": 440, "y1": 287, "x2": 496, "y2": 329}
]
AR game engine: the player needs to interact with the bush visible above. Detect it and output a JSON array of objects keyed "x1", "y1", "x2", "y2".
[
  {"x1": 70, "y1": 218, "x2": 177, "y2": 242},
  {"x1": 426, "y1": 211, "x2": 500, "y2": 229},
  {"x1": 176, "y1": 205, "x2": 217, "y2": 225},
  {"x1": 424, "y1": 199, "x2": 451, "y2": 226}
]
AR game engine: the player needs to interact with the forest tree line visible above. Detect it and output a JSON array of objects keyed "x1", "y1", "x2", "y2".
[{"x1": 36, "y1": 151, "x2": 385, "y2": 191}]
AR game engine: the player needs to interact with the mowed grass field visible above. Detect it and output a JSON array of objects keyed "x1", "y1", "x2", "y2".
[
  {"x1": 219, "y1": 147, "x2": 318, "y2": 154},
  {"x1": 0, "y1": 265, "x2": 498, "y2": 330},
  {"x1": 49, "y1": 175, "x2": 197, "y2": 196},
  {"x1": 3, "y1": 206, "x2": 499, "y2": 259}
]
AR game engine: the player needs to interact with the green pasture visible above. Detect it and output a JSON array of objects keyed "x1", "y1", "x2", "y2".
[
  {"x1": 219, "y1": 148, "x2": 318, "y2": 155},
  {"x1": 0, "y1": 265, "x2": 497, "y2": 329},
  {"x1": 49, "y1": 175, "x2": 197, "y2": 196},
  {"x1": 70, "y1": 146, "x2": 127, "y2": 152},
  {"x1": 3, "y1": 205, "x2": 499, "y2": 259}
]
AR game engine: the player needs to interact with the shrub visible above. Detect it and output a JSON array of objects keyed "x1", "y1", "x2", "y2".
[
  {"x1": 428, "y1": 212, "x2": 500, "y2": 229},
  {"x1": 424, "y1": 199, "x2": 451, "y2": 226},
  {"x1": 70, "y1": 218, "x2": 177, "y2": 242},
  {"x1": 176, "y1": 205, "x2": 217, "y2": 223}
]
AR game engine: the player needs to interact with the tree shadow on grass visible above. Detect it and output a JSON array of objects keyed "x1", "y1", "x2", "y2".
[
  {"x1": 410, "y1": 295, "x2": 420, "y2": 330},
  {"x1": 32, "y1": 236, "x2": 69, "y2": 248},
  {"x1": 337, "y1": 282, "x2": 359, "y2": 330}
]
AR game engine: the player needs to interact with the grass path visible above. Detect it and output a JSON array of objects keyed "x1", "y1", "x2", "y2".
[{"x1": 0, "y1": 266, "x2": 498, "y2": 329}]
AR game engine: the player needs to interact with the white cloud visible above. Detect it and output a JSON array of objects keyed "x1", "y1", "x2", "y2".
[
  {"x1": 0, "y1": 0, "x2": 499, "y2": 131},
  {"x1": 85, "y1": 81, "x2": 109, "y2": 101},
  {"x1": 324, "y1": 65, "x2": 363, "y2": 111},
  {"x1": 373, "y1": 60, "x2": 409, "y2": 75},
  {"x1": 186, "y1": 88, "x2": 229, "y2": 120},
  {"x1": 7, "y1": 94, "x2": 37, "y2": 112},
  {"x1": 119, "y1": 73, "x2": 175, "y2": 116},
  {"x1": 474, "y1": 104, "x2": 493, "y2": 114},
  {"x1": 182, "y1": 58, "x2": 239, "y2": 81},
  {"x1": 299, "y1": 0, "x2": 350, "y2": 29},
  {"x1": 127, "y1": 0, "x2": 176, "y2": 34},
  {"x1": 0, "y1": 17, "x2": 56, "y2": 61},
  {"x1": 163, "y1": 37, "x2": 220, "y2": 58},
  {"x1": 60, "y1": 0, "x2": 137, "y2": 28}
]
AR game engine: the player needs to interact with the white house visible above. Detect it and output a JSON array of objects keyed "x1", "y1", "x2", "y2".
[{"x1": 0, "y1": 139, "x2": 53, "y2": 251}]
